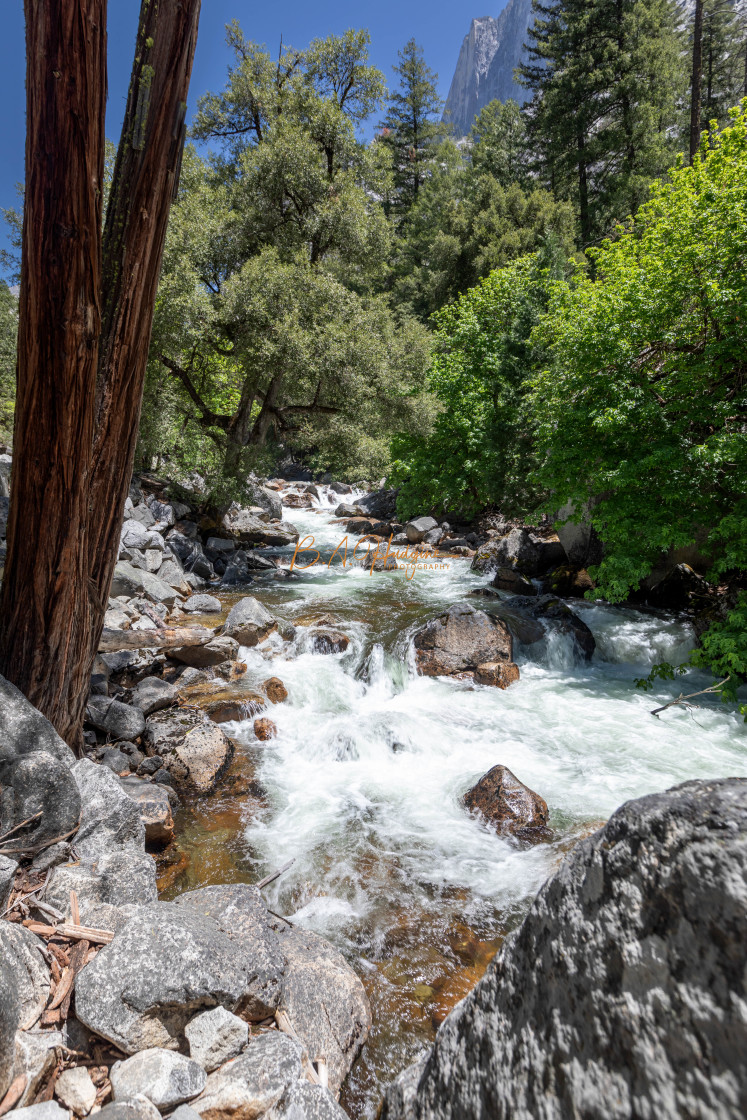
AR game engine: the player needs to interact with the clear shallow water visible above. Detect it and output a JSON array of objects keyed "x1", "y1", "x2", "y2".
[{"x1": 169, "y1": 490, "x2": 747, "y2": 1117}]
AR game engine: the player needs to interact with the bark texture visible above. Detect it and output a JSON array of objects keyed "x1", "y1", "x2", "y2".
[
  {"x1": 0, "y1": 1, "x2": 107, "y2": 738},
  {"x1": 0, "y1": 0, "x2": 201, "y2": 745}
]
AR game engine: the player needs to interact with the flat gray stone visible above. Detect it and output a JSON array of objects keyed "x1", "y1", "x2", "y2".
[
  {"x1": 94, "y1": 1096, "x2": 161, "y2": 1120},
  {"x1": 6, "y1": 1104, "x2": 70, "y2": 1120},
  {"x1": 170, "y1": 636, "x2": 240, "y2": 669},
  {"x1": 183, "y1": 595, "x2": 222, "y2": 613},
  {"x1": 142, "y1": 712, "x2": 233, "y2": 795},
  {"x1": 185, "y1": 1006, "x2": 249, "y2": 1072},
  {"x1": 111, "y1": 563, "x2": 179, "y2": 607},
  {"x1": 111, "y1": 1049, "x2": 206, "y2": 1110},
  {"x1": 11, "y1": 1029, "x2": 65, "y2": 1109},
  {"x1": 274, "y1": 1082, "x2": 350, "y2": 1119}
]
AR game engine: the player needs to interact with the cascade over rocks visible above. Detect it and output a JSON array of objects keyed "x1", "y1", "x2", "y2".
[
  {"x1": 383, "y1": 778, "x2": 747, "y2": 1120},
  {"x1": 413, "y1": 604, "x2": 517, "y2": 683},
  {"x1": 499, "y1": 594, "x2": 596, "y2": 660},
  {"x1": 463, "y1": 765, "x2": 552, "y2": 842}
]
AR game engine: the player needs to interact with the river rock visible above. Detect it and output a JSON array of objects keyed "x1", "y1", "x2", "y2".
[
  {"x1": 254, "y1": 718, "x2": 277, "y2": 740},
  {"x1": 545, "y1": 564, "x2": 595, "y2": 597},
  {"x1": 335, "y1": 502, "x2": 363, "y2": 518},
  {"x1": 95, "y1": 1097, "x2": 161, "y2": 1120},
  {"x1": 191, "y1": 1033, "x2": 303, "y2": 1120},
  {"x1": 490, "y1": 566, "x2": 537, "y2": 595},
  {"x1": 405, "y1": 516, "x2": 438, "y2": 543},
  {"x1": 0, "y1": 947, "x2": 20, "y2": 1098},
  {"x1": 55, "y1": 1066, "x2": 98, "y2": 1116},
  {"x1": 184, "y1": 594, "x2": 222, "y2": 613},
  {"x1": 383, "y1": 777, "x2": 747, "y2": 1120},
  {"x1": 111, "y1": 1050, "x2": 207, "y2": 1111},
  {"x1": 245, "y1": 480, "x2": 283, "y2": 521},
  {"x1": 309, "y1": 630, "x2": 349, "y2": 654},
  {"x1": 132, "y1": 676, "x2": 177, "y2": 716},
  {"x1": 185, "y1": 1006, "x2": 248, "y2": 1072},
  {"x1": 262, "y1": 677, "x2": 288, "y2": 704},
  {"x1": 0, "y1": 854, "x2": 17, "y2": 911},
  {"x1": 11, "y1": 1028, "x2": 65, "y2": 1109},
  {"x1": 129, "y1": 503, "x2": 156, "y2": 528},
  {"x1": 142, "y1": 711, "x2": 233, "y2": 794},
  {"x1": 86, "y1": 697, "x2": 146, "y2": 740},
  {"x1": 119, "y1": 776, "x2": 175, "y2": 847},
  {"x1": 274, "y1": 1083, "x2": 350, "y2": 1119},
  {"x1": 100, "y1": 746, "x2": 133, "y2": 774},
  {"x1": 222, "y1": 597, "x2": 277, "y2": 646},
  {"x1": 0, "y1": 924, "x2": 50, "y2": 1031},
  {"x1": 274, "y1": 924, "x2": 372, "y2": 1096},
  {"x1": 413, "y1": 604, "x2": 513, "y2": 679},
  {"x1": 121, "y1": 519, "x2": 153, "y2": 552},
  {"x1": 473, "y1": 662, "x2": 521, "y2": 689},
  {"x1": 7, "y1": 1104, "x2": 69, "y2": 1120},
  {"x1": 174, "y1": 884, "x2": 284, "y2": 1018},
  {"x1": 75, "y1": 899, "x2": 281, "y2": 1052},
  {"x1": 171, "y1": 636, "x2": 240, "y2": 669},
  {"x1": 463, "y1": 765, "x2": 551, "y2": 842}
]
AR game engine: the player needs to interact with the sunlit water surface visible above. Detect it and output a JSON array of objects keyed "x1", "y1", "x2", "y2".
[{"x1": 161, "y1": 489, "x2": 747, "y2": 1117}]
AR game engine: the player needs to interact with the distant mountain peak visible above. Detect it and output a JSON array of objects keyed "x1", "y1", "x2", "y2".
[{"x1": 444, "y1": 0, "x2": 533, "y2": 136}]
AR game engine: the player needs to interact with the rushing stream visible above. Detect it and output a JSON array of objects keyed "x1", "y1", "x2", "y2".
[{"x1": 159, "y1": 486, "x2": 747, "y2": 1118}]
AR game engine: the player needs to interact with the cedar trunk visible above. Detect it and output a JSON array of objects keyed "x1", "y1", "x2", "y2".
[
  {"x1": 689, "y1": 0, "x2": 704, "y2": 162},
  {"x1": 0, "y1": 0, "x2": 201, "y2": 746}
]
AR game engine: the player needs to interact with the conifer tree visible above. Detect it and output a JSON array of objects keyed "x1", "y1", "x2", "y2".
[
  {"x1": 520, "y1": 0, "x2": 683, "y2": 243},
  {"x1": 378, "y1": 39, "x2": 448, "y2": 215}
]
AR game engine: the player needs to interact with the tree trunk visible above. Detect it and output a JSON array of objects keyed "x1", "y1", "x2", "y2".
[
  {"x1": 690, "y1": 0, "x2": 704, "y2": 162},
  {"x1": 0, "y1": 1, "x2": 106, "y2": 737},
  {"x1": 0, "y1": 0, "x2": 201, "y2": 747}
]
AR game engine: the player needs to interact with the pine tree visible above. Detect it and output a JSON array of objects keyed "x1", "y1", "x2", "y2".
[
  {"x1": 378, "y1": 39, "x2": 448, "y2": 216},
  {"x1": 688, "y1": 0, "x2": 746, "y2": 158},
  {"x1": 520, "y1": 0, "x2": 684, "y2": 243}
]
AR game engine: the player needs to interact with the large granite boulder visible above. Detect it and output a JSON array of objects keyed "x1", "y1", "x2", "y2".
[
  {"x1": 191, "y1": 1033, "x2": 303, "y2": 1120},
  {"x1": 111, "y1": 562, "x2": 180, "y2": 607},
  {"x1": 0, "y1": 674, "x2": 80, "y2": 850},
  {"x1": 0, "y1": 944, "x2": 21, "y2": 1098},
  {"x1": 383, "y1": 778, "x2": 747, "y2": 1120},
  {"x1": 75, "y1": 899, "x2": 283, "y2": 1053},
  {"x1": 413, "y1": 604, "x2": 514, "y2": 680},
  {"x1": 471, "y1": 530, "x2": 565, "y2": 577},
  {"x1": 45, "y1": 760, "x2": 157, "y2": 920}
]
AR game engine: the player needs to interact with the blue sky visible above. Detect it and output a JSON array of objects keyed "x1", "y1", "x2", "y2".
[{"x1": 0, "y1": 2, "x2": 499, "y2": 277}]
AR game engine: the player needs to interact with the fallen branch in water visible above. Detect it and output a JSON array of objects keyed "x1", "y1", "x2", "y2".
[
  {"x1": 650, "y1": 676, "x2": 730, "y2": 718},
  {"x1": 256, "y1": 858, "x2": 295, "y2": 890}
]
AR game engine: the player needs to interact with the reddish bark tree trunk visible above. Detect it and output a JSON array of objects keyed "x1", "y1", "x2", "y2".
[
  {"x1": 0, "y1": 0, "x2": 201, "y2": 746},
  {"x1": 690, "y1": 0, "x2": 704, "y2": 162},
  {"x1": 0, "y1": 1, "x2": 106, "y2": 737}
]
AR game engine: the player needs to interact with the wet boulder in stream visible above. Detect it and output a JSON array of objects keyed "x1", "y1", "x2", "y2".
[
  {"x1": 499, "y1": 594, "x2": 595, "y2": 660},
  {"x1": 463, "y1": 765, "x2": 551, "y2": 842},
  {"x1": 413, "y1": 604, "x2": 516, "y2": 683},
  {"x1": 222, "y1": 596, "x2": 277, "y2": 646}
]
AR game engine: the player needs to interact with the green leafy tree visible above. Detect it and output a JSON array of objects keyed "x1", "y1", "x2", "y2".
[
  {"x1": 391, "y1": 238, "x2": 570, "y2": 519},
  {"x1": 140, "y1": 27, "x2": 433, "y2": 491},
  {"x1": 520, "y1": 0, "x2": 684, "y2": 243},
  {"x1": 532, "y1": 105, "x2": 747, "y2": 685},
  {"x1": 378, "y1": 38, "x2": 448, "y2": 216}
]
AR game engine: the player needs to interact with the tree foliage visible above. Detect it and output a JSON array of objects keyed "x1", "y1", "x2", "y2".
[{"x1": 0, "y1": 282, "x2": 16, "y2": 444}]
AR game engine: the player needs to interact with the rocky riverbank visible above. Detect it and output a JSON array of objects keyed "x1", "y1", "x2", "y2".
[{"x1": 2, "y1": 465, "x2": 746, "y2": 1119}]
